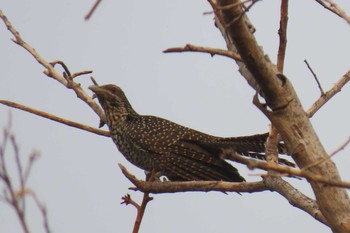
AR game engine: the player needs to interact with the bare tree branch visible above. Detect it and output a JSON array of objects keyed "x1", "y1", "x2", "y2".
[
  {"x1": 164, "y1": 44, "x2": 241, "y2": 61},
  {"x1": 85, "y1": 0, "x2": 103, "y2": 20},
  {"x1": 266, "y1": 0, "x2": 289, "y2": 171},
  {"x1": 0, "y1": 120, "x2": 51, "y2": 233},
  {"x1": 119, "y1": 164, "x2": 328, "y2": 225},
  {"x1": 307, "y1": 70, "x2": 350, "y2": 118},
  {"x1": 263, "y1": 177, "x2": 328, "y2": 226},
  {"x1": 0, "y1": 100, "x2": 110, "y2": 137},
  {"x1": 315, "y1": 0, "x2": 350, "y2": 24},
  {"x1": 277, "y1": 0, "x2": 288, "y2": 73},
  {"x1": 302, "y1": 137, "x2": 350, "y2": 171},
  {"x1": 304, "y1": 59, "x2": 325, "y2": 96},
  {"x1": 121, "y1": 171, "x2": 156, "y2": 233},
  {"x1": 213, "y1": 1, "x2": 350, "y2": 231},
  {"x1": 119, "y1": 163, "x2": 267, "y2": 193},
  {"x1": 0, "y1": 9, "x2": 105, "y2": 123}
]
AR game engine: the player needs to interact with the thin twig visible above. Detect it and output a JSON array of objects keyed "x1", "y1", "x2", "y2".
[
  {"x1": 307, "y1": 70, "x2": 350, "y2": 118},
  {"x1": 11, "y1": 134, "x2": 26, "y2": 211},
  {"x1": 0, "y1": 9, "x2": 106, "y2": 122},
  {"x1": 26, "y1": 190, "x2": 51, "y2": 233},
  {"x1": 304, "y1": 59, "x2": 325, "y2": 95},
  {"x1": 0, "y1": 123, "x2": 30, "y2": 233},
  {"x1": 50, "y1": 60, "x2": 93, "y2": 80},
  {"x1": 164, "y1": 44, "x2": 241, "y2": 61},
  {"x1": 132, "y1": 192, "x2": 153, "y2": 233},
  {"x1": 314, "y1": 0, "x2": 350, "y2": 24},
  {"x1": 23, "y1": 151, "x2": 39, "y2": 185},
  {"x1": 302, "y1": 137, "x2": 350, "y2": 171},
  {"x1": 228, "y1": 152, "x2": 350, "y2": 189},
  {"x1": 120, "y1": 167, "x2": 155, "y2": 233},
  {"x1": 70, "y1": 70, "x2": 93, "y2": 79},
  {"x1": 209, "y1": 0, "x2": 249, "y2": 12},
  {"x1": 0, "y1": 100, "x2": 110, "y2": 137},
  {"x1": 242, "y1": 0, "x2": 259, "y2": 14},
  {"x1": 121, "y1": 194, "x2": 140, "y2": 208},
  {"x1": 329, "y1": 137, "x2": 350, "y2": 157},
  {"x1": 85, "y1": 0, "x2": 103, "y2": 20}
]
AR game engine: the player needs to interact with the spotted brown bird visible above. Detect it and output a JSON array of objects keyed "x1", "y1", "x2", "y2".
[{"x1": 89, "y1": 84, "x2": 291, "y2": 182}]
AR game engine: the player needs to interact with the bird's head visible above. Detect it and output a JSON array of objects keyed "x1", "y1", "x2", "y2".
[{"x1": 89, "y1": 84, "x2": 137, "y2": 120}]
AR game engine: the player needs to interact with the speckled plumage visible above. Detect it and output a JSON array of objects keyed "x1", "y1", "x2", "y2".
[{"x1": 89, "y1": 84, "x2": 290, "y2": 182}]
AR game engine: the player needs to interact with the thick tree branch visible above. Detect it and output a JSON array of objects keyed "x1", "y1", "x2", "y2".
[
  {"x1": 119, "y1": 163, "x2": 267, "y2": 193},
  {"x1": 119, "y1": 164, "x2": 328, "y2": 225},
  {"x1": 263, "y1": 177, "x2": 328, "y2": 226},
  {"x1": 213, "y1": 1, "x2": 350, "y2": 232}
]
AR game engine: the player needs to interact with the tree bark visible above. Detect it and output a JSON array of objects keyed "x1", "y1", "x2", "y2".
[{"x1": 214, "y1": 1, "x2": 350, "y2": 232}]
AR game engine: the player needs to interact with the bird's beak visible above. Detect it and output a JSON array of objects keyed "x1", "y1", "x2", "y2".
[{"x1": 89, "y1": 85, "x2": 101, "y2": 99}]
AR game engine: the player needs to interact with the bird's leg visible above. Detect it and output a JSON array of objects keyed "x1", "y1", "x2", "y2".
[{"x1": 145, "y1": 169, "x2": 158, "y2": 182}]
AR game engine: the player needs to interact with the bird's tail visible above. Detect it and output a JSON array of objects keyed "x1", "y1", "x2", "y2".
[{"x1": 218, "y1": 133, "x2": 295, "y2": 167}]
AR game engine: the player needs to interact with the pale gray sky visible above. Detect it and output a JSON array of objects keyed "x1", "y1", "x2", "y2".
[{"x1": 1, "y1": 1, "x2": 350, "y2": 233}]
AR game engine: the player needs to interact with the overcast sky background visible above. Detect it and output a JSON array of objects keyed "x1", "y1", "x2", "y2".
[{"x1": 1, "y1": 1, "x2": 350, "y2": 233}]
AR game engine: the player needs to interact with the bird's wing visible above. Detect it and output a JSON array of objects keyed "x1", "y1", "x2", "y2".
[
  {"x1": 124, "y1": 116, "x2": 244, "y2": 181},
  {"x1": 124, "y1": 115, "x2": 212, "y2": 153},
  {"x1": 158, "y1": 142, "x2": 245, "y2": 182}
]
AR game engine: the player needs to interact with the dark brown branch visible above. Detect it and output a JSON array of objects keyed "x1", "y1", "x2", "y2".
[
  {"x1": 50, "y1": 60, "x2": 93, "y2": 80},
  {"x1": 277, "y1": 0, "x2": 288, "y2": 73},
  {"x1": 85, "y1": 0, "x2": 103, "y2": 20},
  {"x1": 132, "y1": 192, "x2": 152, "y2": 233},
  {"x1": 0, "y1": 100, "x2": 110, "y2": 137},
  {"x1": 121, "y1": 172, "x2": 155, "y2": 233},
  {"x1": 121, "y1": 192, "x2": 153, "y2": 233},
  {"x1": 164, "y1": 44, "x2": 241, "y2": 61}
]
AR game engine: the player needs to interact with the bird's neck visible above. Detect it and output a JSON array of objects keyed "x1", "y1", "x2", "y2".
[{"x1": 103, "y1": 102, "x2": 138, "y2": 130}]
